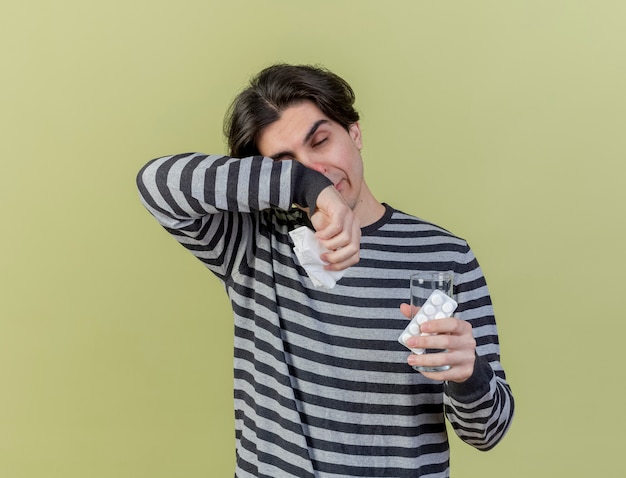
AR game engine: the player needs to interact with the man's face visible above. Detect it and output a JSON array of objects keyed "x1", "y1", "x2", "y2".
[{"x1": 256, "y1": 101, "x2": 365, "y2": 211}]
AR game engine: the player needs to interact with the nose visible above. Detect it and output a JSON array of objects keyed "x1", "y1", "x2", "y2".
[
  {"x1": 299, "y1": 154, "x2": 328, "y2": 175},
  {"x1": 309, "y1": 163, "x2": 328, "y2": 175}
]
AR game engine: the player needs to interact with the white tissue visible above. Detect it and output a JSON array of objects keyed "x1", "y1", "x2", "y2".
[{"x1": 288, "y1": 226, "x2": 347, "y2": 288}]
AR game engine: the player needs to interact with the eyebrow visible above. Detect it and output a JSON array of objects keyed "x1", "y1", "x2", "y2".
[
  {"x1": 303, "y1": 119, "x2": 329, "y2": 144},
  {"x1": 270, "y1": 119, "x2": 329, "y2": 160}
]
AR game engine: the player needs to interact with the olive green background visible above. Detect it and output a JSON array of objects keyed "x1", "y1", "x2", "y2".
[{"x1": 1, "y1": 1, "x2": 624, "y2": 476}]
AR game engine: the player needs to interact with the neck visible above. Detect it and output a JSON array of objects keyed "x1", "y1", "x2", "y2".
[{"x1": 353, "y1": 182, "x2": 385, "y2": 227}]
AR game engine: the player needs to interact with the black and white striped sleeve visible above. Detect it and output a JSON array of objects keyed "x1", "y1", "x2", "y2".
[
  {"x1": 443, "y1": 246, "x2": 515, "y2": 450},
  {"x1": 136, "y1": 152, "x2": 291, "y2": 278},
  {"x1": 136, "y1": 152, "x2": 331, "y2": 278}
]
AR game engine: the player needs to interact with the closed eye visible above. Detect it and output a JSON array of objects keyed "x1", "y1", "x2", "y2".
[{"x1": 312, "y1": 138, "x2": 328, "y2": 148}]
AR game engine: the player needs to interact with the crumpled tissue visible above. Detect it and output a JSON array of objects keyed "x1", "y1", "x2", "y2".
[{"x1": 288, "y1": 226, "x2": 347, "y2": 288}]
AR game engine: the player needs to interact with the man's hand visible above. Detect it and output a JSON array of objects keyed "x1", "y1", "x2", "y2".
[
  {"x1": 310, "y1": 185, "x2": 361, "y2": 271},
  {"x1": 399, "y1": 303, "x2": 476, "y2": 383}
]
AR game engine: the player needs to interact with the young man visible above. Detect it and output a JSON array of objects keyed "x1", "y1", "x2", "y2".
[{"x1": 137, "y1": 64, "x2": 514, "y2": 477}]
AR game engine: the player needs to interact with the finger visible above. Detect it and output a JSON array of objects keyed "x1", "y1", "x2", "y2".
[
  {"x1": 319, "y1": 229, "x2": 353, "y2": 251},
  {"x1": 322, "y1": 241, "x2": 359, "y2": 265},
  {"x1": 322, "y1": 246, "x2": 360, "y2": 271},
  {"x1": 311, "y1": 186, "x2": 349, "y2": 239},
  {"x1": 408, "y1": 351, "x2": 476, "y2": 383},
  {"x1": 406, "y1": 333, "x2": 452, "y2": 351},
  {"x1": 309, "y1": 210, "x2": 330, "y2": 235},
  {"x1": 320, "y1": 220, "x2": 360, "y2": 256},
  {"x1": 408, "y1": 328, "x2": 475, "y2": 354},
  {"x1": 408, "y1": 349, "x2": 450, "y2": 367},
  {"x1": 315, "y1": 210, "x2": 354, "y2": 243},
  {"x1": 323, "y1": 255, "x2": 360, "y2": 272},
  {"x1": 420, "y1": 317, "x2": 469, "y2": 335},
  {"x1": 320, "y1": 219, "x2": 361, "y2": 270},
  {"x1": 400, "y1": 303, "x2": 421, "y2": 319},
  {"x1": 314, "y1": 220, "x2": 343, "y2": 241},
  {"x1": 400, "y1": 303, "x2": 412, "y2": 318},
  {"x1": 417, "y1": 366, "x2": 472, "y2": 383}
]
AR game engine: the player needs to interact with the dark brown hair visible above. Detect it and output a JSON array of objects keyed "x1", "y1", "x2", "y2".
[{"x1": 224, "y1": 64, "x2": 360, "y2": 157}]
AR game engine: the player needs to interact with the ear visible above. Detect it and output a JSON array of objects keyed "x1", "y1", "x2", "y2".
[{"x1": 348, "y1": 122, "x2": 363, "y2": 150}]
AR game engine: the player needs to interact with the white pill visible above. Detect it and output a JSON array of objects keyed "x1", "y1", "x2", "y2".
[
  {"x1": 399, "y1": 290, "x2": 458, "y2": 355},
  {"x1": 442, "y1": 302, "x2": 454, "y2": 314}
]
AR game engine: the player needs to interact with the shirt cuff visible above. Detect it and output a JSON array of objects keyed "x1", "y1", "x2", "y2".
[
  {"x1": 444, "y1": 354, "x2": 495, "y2": 403},
  {"x1": 290, "y1": 161, "x2": 333, "y2": 212}
]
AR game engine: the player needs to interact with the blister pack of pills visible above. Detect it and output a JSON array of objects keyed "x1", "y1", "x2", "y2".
[{"x1": 398, "y1": 289, "x2": 458, "y2": 354}]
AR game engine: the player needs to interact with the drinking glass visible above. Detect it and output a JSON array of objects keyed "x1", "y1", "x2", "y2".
[{"x1": 410, "y1": 271, "x2": 455, "y2": 372}]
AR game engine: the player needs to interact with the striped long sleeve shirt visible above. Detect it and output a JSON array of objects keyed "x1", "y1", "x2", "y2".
[{"x1": 136, "y1": 152, "x2": 514, "y2": 477}]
